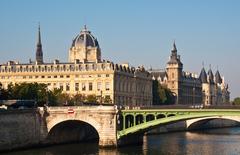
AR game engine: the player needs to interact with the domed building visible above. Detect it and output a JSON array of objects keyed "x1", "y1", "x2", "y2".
[{"x1": 0, "y1": 25, "x2": 152, "y2": 106}]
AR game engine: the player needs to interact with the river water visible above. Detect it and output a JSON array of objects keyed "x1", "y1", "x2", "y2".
[{"x1": 3, "y1": 127, "x2": 240, "y2": 155}]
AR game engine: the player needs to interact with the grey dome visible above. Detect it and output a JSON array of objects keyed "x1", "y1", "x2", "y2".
[{"x1": 72, "y1": 26, "x2": 99, "y2": 48}]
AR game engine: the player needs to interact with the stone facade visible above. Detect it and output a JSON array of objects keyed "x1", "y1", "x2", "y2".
[
  {"x1": 150, "y1": 42, "x2": 229, "y2": 105},
  {"x1": 0, "y1": 26, "x2": 152, "y2": 106},
  {"x1": 150, "y1": 42, "x2": 202, "y2": 104},
  {"x1": 199, "y1": 67, "x2": 230, "y2": 106}
]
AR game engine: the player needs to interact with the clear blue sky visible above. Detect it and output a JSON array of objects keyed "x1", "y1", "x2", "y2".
[{"x1": 0, "y1": 0, "x2": 240, "y2": 100}]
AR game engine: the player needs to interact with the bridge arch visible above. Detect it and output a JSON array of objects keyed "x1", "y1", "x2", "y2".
[
  {"x1": 47, "y1": 116, "x2": 101, "y2": 144},
  {"x1": 186, "y1": 116, "x2": 240, "y2": 130},
  {"x1": 125, "y1": 114, "x2": 134, "y2": 128},
  {"x1": 117, "y1": 111, "x2": 240, "y2": 139},
  {"x1": 47, "y1": 120, "x2": 99, "y2": 144},
  {"x1": 156, "y1": 114, "x2": 166, "y2": 119},
  {"x1": 167, "y1": 114, "x2": 176, "y2": 117},
  {"x1": 135, "y1": 114, "x2": 144, "y2": 125},
  {"x1": 146, "y1": 114, "x2": 155, "y2": 122}
]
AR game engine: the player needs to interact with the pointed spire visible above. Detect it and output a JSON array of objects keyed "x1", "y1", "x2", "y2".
[
  {"x1": 82, "y1": 24, "x2": 88, "y2": 32},
  {"x1": 173, "y1": 40, "x2": 177, "y2": 51},
  {"x1": 208, "y1": 65, "x2": 214, "y2": 84},
  {"x1": 37, "y1": 23, "x2": 41, "y2": 45},
  {"x1": 215, "y1": 70, "x2": 222, "y2": 84},
  {"x1": 199, "y1": 67, "x2": 207, "y2": 83},
  {"x1": 171, "y1": 40, "x2": 177, "y2": 56},
  {"x1": 36, "y1": 23, "x2": 43, "y2": 64},
  {"x1": 167, "y1": 41, "x2": 182, "y2": 67}
]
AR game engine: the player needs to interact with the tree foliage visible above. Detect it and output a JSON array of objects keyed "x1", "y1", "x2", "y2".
[
  {"x1": 0, "y1": 82, "x2": 106, "y2": 106},
  {"x1": 152, "y1": 80, "x2": 175, "y2": 105},
  {"x1": 233, "y1": 97, "x2": 240, "y2": 105},
  {"x1": 85, "y1": 94, "x2": 97, "y2": 103}
]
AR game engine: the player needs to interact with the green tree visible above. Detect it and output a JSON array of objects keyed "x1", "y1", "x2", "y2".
[
  {"x1": 233, "y1": 97, "x2": 240, "y2": 105},
  {"x1": 0, "y1": 82, "x2": 8, "y2": 100},
  {"x1": 103, "y1": 96, "x2": 112, "y2": 104},
  {"x1": 47, "y1": 88, "x2": 62, "y2": 106},
  {"x1": 58, "y1": 93, "x2": 72, "y2": 106},
  {"x1": 86, "y1": 94, "x2": 98, "y2": 103},
  {"x1": 72, "y1": 93, "x2": 85, "y2": 106},
  {"x1": 4, "y1": 82, "x2": 49, "y2": 106},
  {"x1": 152, "y1": 80, "x2": 161, "y2": 104},
  {"x1": 152, "y1": 80, "x2": 175, "y2": 105}
]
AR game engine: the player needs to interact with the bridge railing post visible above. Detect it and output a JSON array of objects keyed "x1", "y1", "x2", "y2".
[
  {"x1": 144, "y1": 114, "x2": 146, "y2": 123},
  {"x1": 133, "y1": 114, "x2": 136, "y2": 126},
  {"x1": 123, "y1": 115, "x2": 126, "y2": 130}
]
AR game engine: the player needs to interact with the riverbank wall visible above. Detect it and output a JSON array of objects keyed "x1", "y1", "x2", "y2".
[{"x1": 0, "y1": 109, "x2": 47, "y2": 152}]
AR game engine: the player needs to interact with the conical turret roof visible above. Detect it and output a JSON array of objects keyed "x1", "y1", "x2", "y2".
[
  {"x1": 199, "y1": 67, "x2": 208, "y2": 83},
  {"x1": 208, "y1": 68, "x2": 214, "y2": 84},
  {"x1": 215, "y1": 70, "x2": 222, "y2": 84}
]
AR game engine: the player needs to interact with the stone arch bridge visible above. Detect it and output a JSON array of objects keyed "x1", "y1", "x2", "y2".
[{"x1": 41, "y1": 106, "x2": 240, "y2": 147}]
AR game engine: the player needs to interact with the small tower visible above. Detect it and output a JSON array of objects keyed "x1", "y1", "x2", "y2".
[
  {"x1": 166, "y1": 41, "x2": 183, "y2": 104},
  {"x1": 36, "y1": 24, "x2": 43, "y2": 64},
  {"x1": 199, "y1": 67, "x2": 209, "y2": 105},
  {"x1": 215, "y1": 70, "x2": 223, "y2": 104},
  {"x1": 207, "y1": 67, "x2": 216, "y2": 105}
]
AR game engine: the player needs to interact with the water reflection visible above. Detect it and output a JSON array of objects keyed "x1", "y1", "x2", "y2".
[{"x1": 3, "y1": 127, "x2": 240, "y2": 155}]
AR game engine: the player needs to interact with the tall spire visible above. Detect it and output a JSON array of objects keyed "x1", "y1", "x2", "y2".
[
  {"x1": 170, "y1": 40, "x2": 178, "y2": 59},
  {"x1": 173, "y1": 40, "x2": 177, "y2": 51},
  {"x1": 167, "y1": 41, "x2": 183, "y2": 67},
  {"x1": 36, "y1": 23, "x2": 43, "y2": 64},
  {"x1": 37, "y1": 23, "x2": 41, "y2": 45}
]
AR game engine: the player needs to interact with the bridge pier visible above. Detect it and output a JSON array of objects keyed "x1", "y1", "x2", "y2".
[{"x1": 117, "y1": 133, "x2": 144, "y2": 146}]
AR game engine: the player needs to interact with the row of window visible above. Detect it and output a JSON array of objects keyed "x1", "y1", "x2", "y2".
[
  {"x1": 48, "y1": 82, "x2": 111, "y2": 92},
  {"x1": 0, "y1": 74, "x2": 110, "y2": 79},
  {"x1": 0, "y1": 63, "x2": 112, "y2": 73}
]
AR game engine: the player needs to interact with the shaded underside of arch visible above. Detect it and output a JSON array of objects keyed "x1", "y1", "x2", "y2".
[
  {"x1": 187, "y1": 117, "x2": 240, "y2": 130},
  {"x1": 47, "y1": 120, "x2": 99, "y2": 144}
]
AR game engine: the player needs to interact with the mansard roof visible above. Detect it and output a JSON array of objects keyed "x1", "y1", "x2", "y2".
[{"x1": 149, "y1": 70, "x2": 167, "y2": 80}]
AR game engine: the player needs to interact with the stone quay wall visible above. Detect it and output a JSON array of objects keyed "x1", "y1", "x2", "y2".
[{"x1": 0, "y1": 109, "x2": 45, "y2": 152}]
